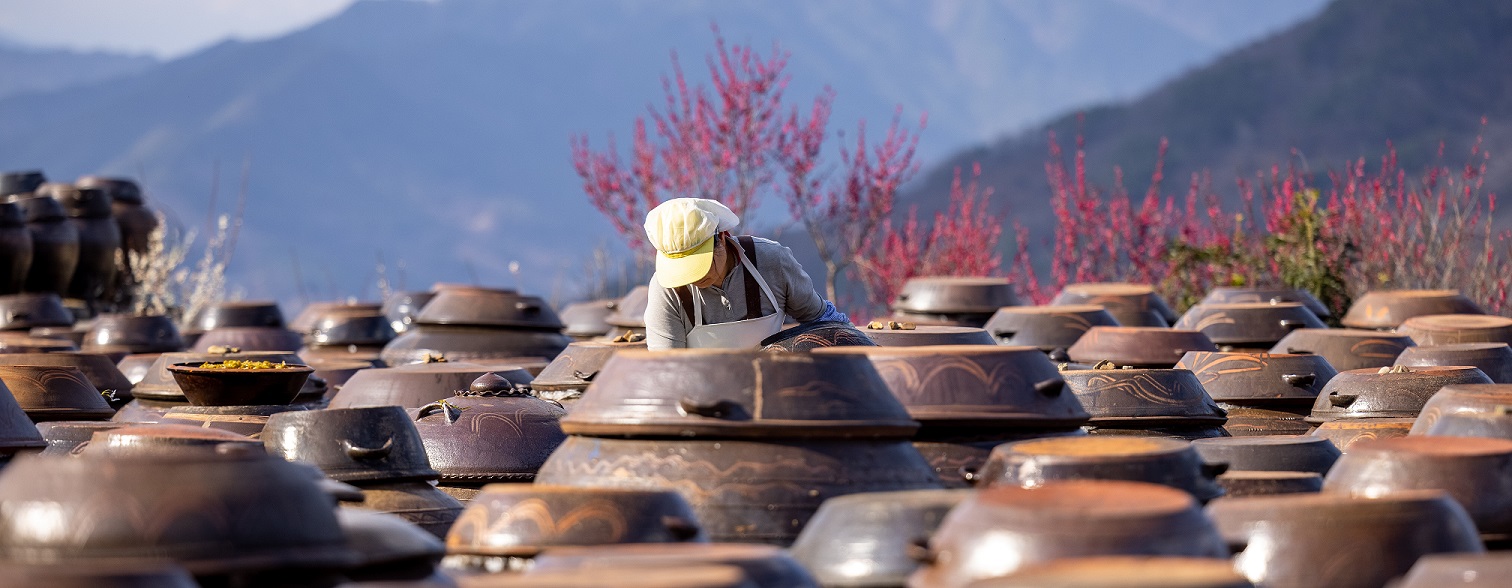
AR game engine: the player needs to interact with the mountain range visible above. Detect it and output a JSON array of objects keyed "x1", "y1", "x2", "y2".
[{"x1": 0, "y1": 0, "x2": 1324, "y2": 304}]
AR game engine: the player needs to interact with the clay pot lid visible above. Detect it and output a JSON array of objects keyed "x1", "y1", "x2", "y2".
[
  {"x1": 975, "y1": 480, "x2": 1196, "y2": 517},
  {"x1": 0, "y1": 562, "x2": 199, "y2": 588},
  {"x1": 1427, "y1": 383, "x2": 1512, "y2": 402},
  {"x1": 1174, "y1": 302, "x2": 1326, "y2": 345},
  {"x1": 891, "y1": 276, "x2": 1020, "y2": 314},
  {"x1": 1068, "y1": 327, "x2": 1217, "y2": 367},
  {"x1": 0, "y1": 364, "x2": 115, "y2": 421},
  {"x1": 528, "y1": 544, "x2": 806, "y2": 579},
  {"x1": 189, "y1": 326, "x2": 304, "y2": 353},
  {"x1": 531, "y1": 339, "x2": 647, "y2": 391},
  {"x1": 1203, "y1": 286, "x2": 1332, "y2": 318},
  {"x1": 1312, "y1": 417, "x2": 1417, "y2": 431},
  {"x1": 330, "y1": 360, "x2": 535, "y2": 409},
  {"x1": 1060, "y1": 283, "x2": 1158, "y2": 296},
  {"x1": 1401, "y1": 313, "x2": 1512, "y2": 332},
  {"x1": 0, "y1": 201, "x2": 23, "y2": 226},
  {"x1": 413, "y1": 375, "x2": 567, "y2": 482},
  {"x1": 0, "y1": 352, "x2": 134, "y2": 396},
  {"x1": 1205, "y1": 488, "x2": 1460, "y2": 520},
  {"x1": 1347, "y1": 435, "x2": 1512, "y2": 457},
  {"x1": 264, "y1": 406, "x2": 439, "y2": 483},
  {"x1": 192, "y1": 300, "x2": 286, "y2": 330},
  {"x1": 559, "y1": 349, "x2": 918, "y2": 439},
  {"x1": 39, "y1": 184, "x2": 112, "y2": 219},
  {"x1": 458, "y1": 565, "x2": 754, "y2": 588},
  {"x1": 85, "y1": 423, "x2": 256, "y2": 457},
  {"x1": 1395, "y1": 553, "x2": 1512, "y2": 588},
  {"x1": 1217, "y1": 470, "x2": 1321, "y2": 482},
  {"x1": 1005, "y1": 436, "x2": 1189, "y2": 459},
  {"x1": 0, "y1": 334, "x2": 78, "y2": 353},
  {"x1": 1175, "y1": 351, "x2": 1335, "y2": 404},
  {"x1": 167, "y1": 361, "x2": 313, "y2": 407},
  {"x1": 0, "y1": 293, "x2": 74, "y2": 331},
  {"x1": 289, "y1": 301, "x2": 383, "y2": 332},
  {"x1": 76, "y1": 175, "x2": 144, "y2": 204},
  {"x1": 414, "y1": 288, "x2": 565, "y2": 330},
  {"x1": 605, "y1": 286, "x2": 651, "y2": 328},
  {"x1": 812, "y1": 345, "x2": 1087, "y2": 427},
  {"x1": 1280, "y1": 328, "x2": 1413, "y2": 342},
  {"x1": 1343, "y1": 289, "x2": 1483, "y2": 329},
  {"x1": 1061, "y1": 367, "x2": 1226, "y2": 424},
  {"x1": 10, "y1": 193, "x2": 67, "y2": 222},
  {"x1": 559, "y1": 298, "x2": 619, "y2": 336},
  {"x1": 335, "y1": 507, "x2": 444, "y2": 569},
  {"x1": 859, "y1": 324, "x2": 996, "y2": 346},
  {"x1": 1311, "y1": 366, "x2": 1493, "y2": 421},
  {"x1": 446, "y1": 484, "x2": 706, "y2": 557},
  {"x1": 995, "y1": 304, "x2": 1107, "y2": 316},
  {"x1": 971, "y1": 556, "x2": 1252, "y2": 588},
  {"x1": 306, "y1": 312, "x2": 396, "y2": 347}
]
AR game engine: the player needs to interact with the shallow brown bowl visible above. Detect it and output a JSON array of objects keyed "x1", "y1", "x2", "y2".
[{"x1": 167, "y1": 362, "x2": 313, "y2": 406}]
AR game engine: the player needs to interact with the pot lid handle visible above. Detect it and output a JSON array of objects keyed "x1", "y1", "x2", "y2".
[
  {"x1": 1033, "y1": 378, "x2": 1065, "y2": 397},
  {"x1": 417, "y1": 401, "x2": 463, "y2": 424},
  {"x1": 905, "y1": 537, "x2": 936, "y2": 565},
  {"x1": 1200, "y1": 462, "x2": 1230, "y2": 478},
  {"x1": 343, "y1": 438, "x2": 395, "y2": 460},
  {"x1": 1282, "y1": 373, "x2": 1316, "y2": 387},
  {"x1": 958, "y1": 466, "x2": 981, "y2": 486},
  {"x1": 1328, "y1": 394, "x2": 1359, "y2": 408},
  {"x1": 677, "y1": 397, "x2": 744, "y2": 420},
  {"x1": 662, "y1": 516, "x2": 701, "y2": 541},
  {"x1": 1279, "y1": 319, "x2": 1309, "y2": 331}
]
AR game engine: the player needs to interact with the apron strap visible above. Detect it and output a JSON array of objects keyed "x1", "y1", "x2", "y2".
[
  {"x1": 737, "y1": 235, "x2": 762, "y2": 320},
  {"x1": 674, "y1": 286, "x2": 697, "y2": 325}
]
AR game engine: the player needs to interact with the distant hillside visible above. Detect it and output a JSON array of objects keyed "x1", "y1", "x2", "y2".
[
  {"x1": 910, "y1": 0, "x2": 1512, "y2": 249},
  {"x1": 0, "y1": 40, "x2": 156, "y2": 99},
  {"x1": 0, "y1": 0, "x2": 1322, "y2": 303}
]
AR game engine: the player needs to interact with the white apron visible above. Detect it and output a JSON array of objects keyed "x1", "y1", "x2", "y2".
[{"x1": 686, "y1": 244, "x2": 783, "y2": 349}]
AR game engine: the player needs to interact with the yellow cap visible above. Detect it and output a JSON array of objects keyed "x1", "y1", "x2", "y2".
[{"x1": 644, "y1": 198, "x2": 740, "y2": 288}]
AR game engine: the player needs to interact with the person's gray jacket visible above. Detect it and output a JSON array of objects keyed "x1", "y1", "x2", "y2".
[{"x1": 644, "y1": 236, "x2": 825, "y2": 350}]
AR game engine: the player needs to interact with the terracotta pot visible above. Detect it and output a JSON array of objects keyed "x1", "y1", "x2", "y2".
[
  {"x1": 911, "y1": 480, "x2": 1227, "y2": 588},
  {"x1": 192, "y1": 326, "x2": 305, "y2": 353},
  {"x1": 1177, "y1": 352, "x2": 1334, "y2": 407},
  {"x1": 383, "y1": 291, "x2": 437, "y2": 335},
  {"x1": 0, "y1": 376, "x2": 43, "y2": 454},
  {"x1": 290, "y1": 301, "x2": 382, "y2": 333},
  {"x1": 891, "y1": 277, "x2": 1020, "y2": 315},
  {"x1": 0, "y1": 201, "x2": 32, "y2": 295},
  {"x1": 80, "y1": 314, "x2": 183, "y2": 353},
  {"x1": 558, "y1": 298, "x2": 618, "y2": 339},
  {"x1": 1399, "y1": 313, "x2": 1512, "y2": 346},
  {"x1": 167, "y1": 362, "x2": 313, "y2": 406},
  {"x1": 0, "y1": 364, "x2": 114, "y2": 422},
  {"x1": 336, "y1": 507, "x2": 446, "y2": 582},
  {"x1": 264, "y1": 406, "x2": 438, "y2": 483},
  {"x1": 1271, "y1": 328, "x2": 1415, "y2": 371},
  {"x1": 528, "y1": 544, "x2": 820, "y2": 588},
  {"x1": 857, "y1": 324, "x2": 996, "y2": 347},
  {"x1": 14, "y1": 194, "x2": 79, "y2": 295},
  {"x1": 1308, "y1": 366, "x2": 1492, "y2": 423},
  {"x1": 109, "y1": 397, "x2": 180, "y2": 424},
  {"x1": 81, "y1": 423, "x2": 259, "y2": 458},
  {"x1": 305, "y1": 357, "x2": 375, "y2": 389},
  {"x1": 77, "y1": 176, "x2": 155, "y2": 254},
  {"x1": 1085, "y1": 424, "x2": 1232, "y2": 441},
  {"x1": 1050, "y1": 283, "x2": 1175, "y2": 327},
  {"x1": 330, "y1": 361, "x2": 534, "y2": 409},
  {"x1": 0, "y1": 562, "x2": 199, "y2": 588},
  {"x1": 159, "y1": 403, "x2": 314, "y2": 437},
  {"x1": 35, "y1": 420, "x2": 125, "y2": 456},
  {"x1": 29, "y1": 325, "x2": 85, "y2": 346},
  {"x1": 47, "y1": 185, "x2": 120, "y2": 303},
  {"x1": 530, "y1": 340, "x2": 646, "y2": 400},
  {"x1": 535, "y1": 436, "x2": 940, "y2": 545},
  {"x1": 1214, "y1": 471, "x2": 1322, "y2": 498},
  {"x1": 342, "y1": 481, "x2": 464, "y2": 540},
  {"x1": 913, "y1": 430, "x2": 1088, "y2": 489},
  {"x1": 1061, "y1": 368, "x2": 1225, "y2": 425},
  {"x1": 299, "y1": 344, "x2": 386, "y2": 365},
  {"x1": 192, "y1": 300, "x2": 286, "y2": 331},
  {"x1": 1395, "y1": 343, "x2": 1512, "y2": 383},
  {"x1": 1323, "y1": 436, "x2": 1512, "y2": 536},
  {"x1": 415, "y1": 288, "x2": 566, "y2": 331},
  {"x1": 562, "y1": 349, "x2": 916, "y2": 439},
  {"x1": 813, "y1": 345, "x2": 1086, "y2": 430},
  {"x1": 1068, "y1": 327, "x2": 1217, "y2": 368},
  {"x1": 381, "y1": 324, "x2": 570, "y2": 366},
  {"x1": 444, "y1": 485, "x2": 705, "y2": 562},
  {"x1": 116, "y1": 353, "x2": 159, "y2": 385},
  {"x1": 970, "y1": 557, "x2": 1254, "y2": 588},
  {"x1": 789, "y1": 489, "x2": 968, "y2": 588},
  {"x1": 1201, "y1": 287, "x2": 1331, "y2": 319},
  {"x1": 981, "y1": 305, "x2": 1119, "y2": 353},
  {"x1": 414, "y1": 374, "x2": 568, "y2": 486},
  {"x1": 1215, "y1": 403, "x2": 1312, "y2": 436},
  {"x1": 1190, "y1": 435, "x2": 1339, "y2": 474},
  {"x1": 605, "y1": 286, "x2": 650, "y2": 329},
  {"x1": 888, "y1": 310, "x2": 999, "y2": 328},
  {"x1": 0, "y1": 170, "x2": 45, "y2": 196},
  {"x1": 0, "y1": 448, "x2": 356, "y2": 579},
  {"x1": 1412, "y1": 384, "x2": 1512, "y2": 438},
  {"x1": 979, "y1": 436, "x2": 1225, "y2": 502},
  {"x1": 0, "y1": 292, "x2": 72, "y2": 331},
  {"x1": 1392, "y1": 553, "x2": 1512, "y2": 588},
  {"x1": 0, "y1": 352, "x2": 133, "y2": 407},
  {"x1": 131, "y1": 350, "x2": 321, "y2": 400},
  {"x1": 1174, "y1": 302, "x2": 1325, "y2": 347},
  {"x1": 305, "y1": 311, "x2": 396, "y2": 347},
  {"x1": 461, "y1": 565, "x2": 755, "y2": 588},
  {"x1": 1342, "y1": 289, "x2": 1483, "y2": 330},
  {"x1": 1206, "y1": 490, "x2": 1483, "y2": 588},
  {"x1": 1309, "y1": 417, "x2": 1414, "y2": 451},
  {"x1": 0, "y1": 333, "x2": 76, "y2": 354}
]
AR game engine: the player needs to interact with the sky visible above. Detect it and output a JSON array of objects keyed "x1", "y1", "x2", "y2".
[{"x1": 0, "y1": 0, "x2": 357, "y2": 58}]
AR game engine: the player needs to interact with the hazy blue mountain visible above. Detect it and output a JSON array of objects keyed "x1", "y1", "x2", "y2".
[
  {"x1": 0, "y1": 0, "x2": 1324, "y2": 303},
  {"x1": 0, "y1": 38, "x2": 156, "y2": 99}
]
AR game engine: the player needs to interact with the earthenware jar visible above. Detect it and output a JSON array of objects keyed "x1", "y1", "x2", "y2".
[
  {"x1": 0, "y1": 352, "x2": 133, "y2": 408},
  {"x1": 1068, "y1": 327, "x2": 1217, "y2": 367},
  {"x1": 0, "y1": 384, "x2": 45, "y2": 456},
  {"x1": 382, "y1": 325, "x2": 570, "y2": 366},
  {"x1": 340, "y1": 480, "x2": 465, "y2": 540},
  {"x1": 1214, "y1": 471, "x2": 1323, "y2": 498},
  {"x1": 34, "y1": 420, "x2": 125, "y2": 456},
  {"x1": 158, "y1": 403, "x2": 314, "y2": 438},
  {"x1": 1206, "y1": 490, "x2": 1483, "y2": 588},
  {"x1": 191, "y1": 326, "x2": 305, "y2": 353},
  {"x1": 81, "y1": 423, "x2": 260, "y2": 458},
  {"x1": 305, "y1": 358, "x2": 374, "y2": 389},
  {"x1": 971, "y1": 557, "x2": 1254, "y2": 588},
  {"x1": 1177, "y1": 352, "x2": 1334, "y2": 406},
  {"x1": 1201, "y1": 287, "x2": 1331, "y2": 319},
  {"x1": 444, "y1": 485, "x2": 705, "y2": 570},
  {"x1": 561, "y1": 349, "x2": 918, "y2": 439},
  {"x1": 859, "y1": 324, "x2": 996, "y2": 347},
  {"x1": 1060, "y1": 368, "x2": 1226, "y2": 425},
  {"x1": 0, "y1": 170, "x2": 45, "y2": 197},
  {"x1": 264, "y1": 406, "x2": 439, "y2": 483},
  {"x1": 1174, "y1": 302, "x2": 1325, "y2": 349},
  {"x1": 1342, "y1": 289, "x2": 1482, "y2": 330},
  {"x1": 76, "y1": 176, "x2": 157, "y2": 256},
  {"x1": 1411, "y1": 384, "x2": 1512, "y2": 438},
  {"x1": 0, "y1": 292, "x2": 72, "y2": 331},
  {"x1": 1309, "y1": 417, "x2": 1414, "y2": 452},
  {"x1": 911, "y1": 480, "x2": 1227, "y2": 588},
  {"x1": 979, "y1": 437, "x2": 1225, "y2": 502},
  {"x1": 982, "y1": 305, "x2": 1119, "y2": 355},
  {"x1": 382, "y1": 291, "x2": 436, "y2": 335},
  {"x1": 528, "y1": 544, "x2": 820, "y2": 588},
  {"x1": 418, "y1": 287, "x2": 566, "y2": 331},
  {"x1": 13, "y1": 194, "x2": 78, "y2": 295},
  {"x1": 1270, "y1": 328, "x2": 1415, "y2": 371},
  {"x1": 1399, "y1": 313, "x2": 1512, "y2": 346},
  {"x1": 46, "y1": 184, "x2": 120, "y2": 303},
  {"x1": 336, "y1": 507, "x2": 446, "y2": 583},
  {"x1": 330, "y1": 361, "x2": 534, "y2": 409},
  {"x1": 83, "y1": 313, "x2": 183, "y2": 354},
  {"x1": 913, "y1": 430, "x2": 1088, "y2": 489},
  {"x1": 529, "y1": 339, "x2": 646, "y2": 404},
  {"x1": 0, "y1": 332, "x2": 75, "y2": 353},
  {"x1": 558, "y1": 298, "x2": 618, "y2": 340},
  {"x1": 1308, "y1": 365, "x2": 1492, "y2": 424},
  {"x1": 0, "y1": 364, "x2": 114, "y2": 422},
  {"x1": 1392, "y1": 553, "x2": 1512, "y2": 588},
  {"x1": 1396, "y1": 343, "x2": 1512, "y2": 383},
  {"x1": 291, "y1": 301, "x2": 382, "y2": 333},
  {"x1": 604, "y1": 286, "x2": 650, "y2": 335},
  {"x1": 1050, "y1": 283, "x2": 1176, "y2": 328},
  {"x1": 789, "y1": 489, "x2": 968, "y2": 588},
  {"x1": 1323, "y1": 436, "x2": 1512, "y2": 538},
  {"x1": 1190, "y1": 435, "x2": 1339, "y2": 474},
  {"x1": 414, "y1": 373, "x2": 568, "y2": 492},
  {"x1": 0, "y1": 562, "x2": 200, "y2": 588},
  {"x1": 890, "y1": 277, "x2": 1019, "y2": 327},
  {"x1": 461, "y1": 565, "x2": 755, "y2": 588},
  {"x1": 0, "y1": 201, "x2": 32, "y2": 294}
]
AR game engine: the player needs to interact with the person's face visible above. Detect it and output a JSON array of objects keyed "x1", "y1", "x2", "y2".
[{"x1": 690, "y1": 234, "x2": 728, "y2": 289}]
